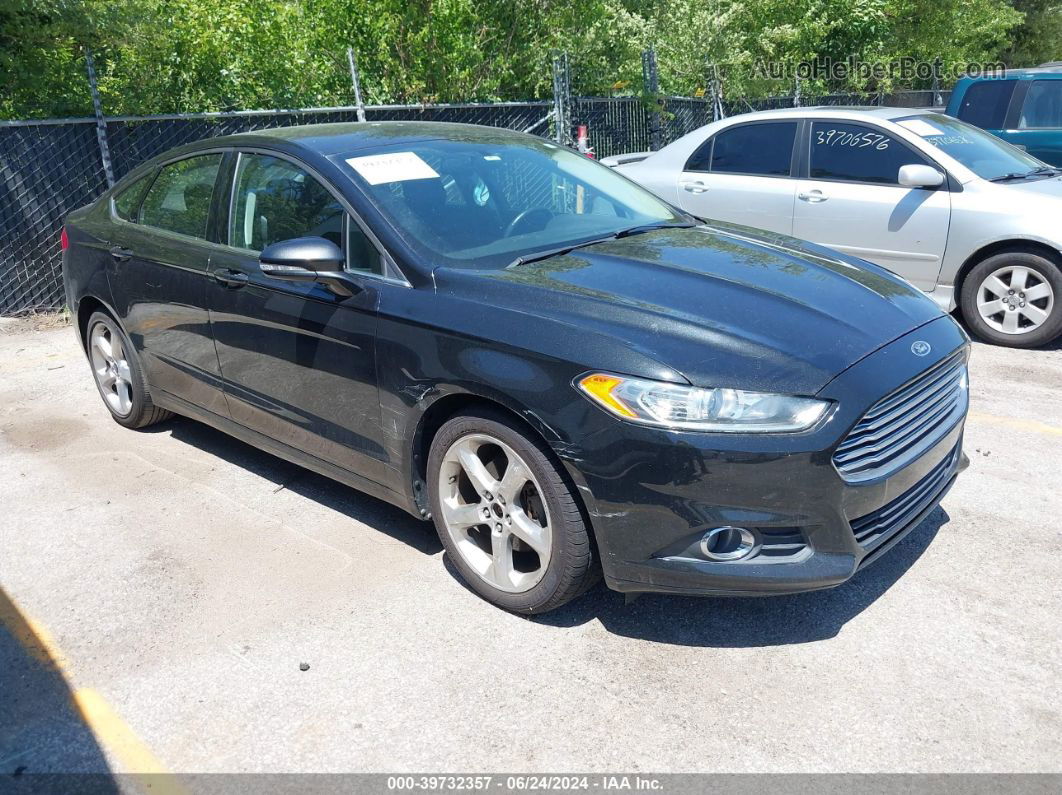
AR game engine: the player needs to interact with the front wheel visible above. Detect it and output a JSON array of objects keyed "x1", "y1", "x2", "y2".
[
  {"x1": 427, "y1": 409, "x2": 598, "y2": 613},
  {"x1": 960, "y1": 252, "x2": 1062, "y2": 348}
]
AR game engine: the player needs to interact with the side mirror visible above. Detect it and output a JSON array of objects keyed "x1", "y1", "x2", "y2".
[
  {"x1": 259, "y1": 236, "x2": 357, "y2": 296},
  {"x1": 898, "y1": 164, "x2": 945, "y2": 188}
]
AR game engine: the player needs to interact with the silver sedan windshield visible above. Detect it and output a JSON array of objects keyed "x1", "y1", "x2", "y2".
[{"x1": 894, "y1": 113, "x2": 1046, "y2": 181}]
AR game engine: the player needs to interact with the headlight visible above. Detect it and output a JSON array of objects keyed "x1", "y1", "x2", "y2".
[{"x1": 576, "y1": 373, "x2": 830, "y2": 433}]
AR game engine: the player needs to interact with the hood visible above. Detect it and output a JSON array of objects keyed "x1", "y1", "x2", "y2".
[
  {"x1": 435, "y1": 224, "x2": 944, "y2": 395},
  {"x1": 989, "y1": 174, "x2": 1062, "y2": 201}
]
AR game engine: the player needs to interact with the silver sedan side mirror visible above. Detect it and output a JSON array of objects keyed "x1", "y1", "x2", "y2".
[{"x1": 898, "y1": 164, "x2": 945, "y2": 188}]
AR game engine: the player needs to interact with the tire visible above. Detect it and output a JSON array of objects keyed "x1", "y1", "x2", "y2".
[
  {"x1": 85, "y1": 311, "x2": 172, "y2": 429},
  {"x1": 960, "y1": 251, "x2": 1062, "y2": 348},
  {"x1": 427, "y1": 408, "x2": 598, "y2": 614}
]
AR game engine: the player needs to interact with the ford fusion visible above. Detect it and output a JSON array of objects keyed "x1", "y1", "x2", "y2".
[{"x1": 62, "y1": 122, "x2": 970, "y2": 613}]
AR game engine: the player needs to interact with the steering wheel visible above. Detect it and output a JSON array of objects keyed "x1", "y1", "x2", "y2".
[{"x1": 503, "y1": 207, "x2": 553, "y2": 238}]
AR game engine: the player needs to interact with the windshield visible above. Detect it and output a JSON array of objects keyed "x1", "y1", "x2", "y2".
[
  {"x1": 335, "y1": 136, "x2": 688, "y2": 269},
  {"x1": 894, "y1": 113, "x2": 1046, "y2": 181}
]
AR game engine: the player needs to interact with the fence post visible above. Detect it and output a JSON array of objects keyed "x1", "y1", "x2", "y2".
[
  {"x1": 641, "y1": 47, "x2": 662, "y2": 151},
  {"x1": 347, "y1": 47, "x2": 367, "y2": 122},
  {"x1": 932, "y1": 57, "x2": 943, "y2": 107},
  {"x1": 551, "y1": 52, "x2": 571, "y2": 145},
  {"x1": 84, "y1": 48, "x2": 115, "y2": 188},
  {"x1": 794, "y1": 76, "x2": 802, "y2": 107},
  {"x1": 708, "y1": 63, "x2": 725, "y2": 122}
]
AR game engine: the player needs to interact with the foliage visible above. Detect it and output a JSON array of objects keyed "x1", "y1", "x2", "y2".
[
  {"x1": 1003, "y1": 0, "x2": 1062, "y2": 66},
  {"x1": 0, "y1": 0, "x2": 1036, "y2": 120}
]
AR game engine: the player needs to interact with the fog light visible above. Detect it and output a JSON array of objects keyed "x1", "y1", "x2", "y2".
[{"x1": 699, "y1": 526, "x2": 759, "y2": 561}]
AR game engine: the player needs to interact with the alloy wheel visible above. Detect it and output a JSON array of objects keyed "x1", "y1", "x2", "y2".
[
  {"x1": 977, "y1": 265, "x2": 1055, "y2": 335},
  {"x1": 437, "y1": 433, "x2": 552, "y2": 593},
  {"x1": 89, "y1": 321, "x2": 133, "y2": 416}
]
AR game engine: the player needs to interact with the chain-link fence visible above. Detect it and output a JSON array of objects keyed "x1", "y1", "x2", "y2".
[{"x1": 0, "y1": 65, "x2": 951, "y2": 315}]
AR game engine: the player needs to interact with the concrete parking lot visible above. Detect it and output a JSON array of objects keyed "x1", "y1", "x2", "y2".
[{"x1": 1, "y1": 318, "x2": 1060, "y2": 776}]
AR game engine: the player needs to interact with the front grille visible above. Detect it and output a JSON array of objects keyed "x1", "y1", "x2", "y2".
[
  {"x1": 850, "y1": 444, "x2": 959, "y2": 553},
  {"x1": 833, "y1": 354, "x2": 968, "y2": 482}
]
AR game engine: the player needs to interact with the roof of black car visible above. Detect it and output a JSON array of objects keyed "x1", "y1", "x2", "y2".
[{"x1": 214, "y1": 121, "x2": 530, "y2": 156}]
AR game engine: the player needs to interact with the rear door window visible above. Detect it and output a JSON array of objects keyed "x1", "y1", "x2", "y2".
[
  {"x1": 112, "y1": 174, "x2": 153, "y2": 222},
  {"x1": 690, "y1": 122, "x2": 797, "y2": 176},
  {"x1": 1018, "y1": 80, "x2": 1062, "y2": 129},
  {"x1": 809, "y1": 122, "x2": 930, "y2": 185},
  {"x1": 956, "y1": 80, "x2": 1016, "y2": 129},
  {"x1": 139, "y1": 154, "x2": 223, "y2": 239}
]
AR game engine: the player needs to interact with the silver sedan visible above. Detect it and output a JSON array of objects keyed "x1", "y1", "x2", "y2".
[{"x1": 604, "y1": 107, "x2": 1062, "y2": 348}]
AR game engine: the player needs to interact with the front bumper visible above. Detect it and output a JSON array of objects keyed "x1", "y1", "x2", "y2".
[{"x1": 562, "y1": 317, "x2": 970, "y2": 597}]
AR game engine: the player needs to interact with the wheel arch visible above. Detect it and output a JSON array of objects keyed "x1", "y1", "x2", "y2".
[
  {"x1": 75, "y1": 295, "x2": 120, "y2": 352},
  {"x1": 955, "y1": 239, "x2": 1062, "y2": 303},
  {"x1": 407, "y1": 389, "x2": 592, "y2": 526}
]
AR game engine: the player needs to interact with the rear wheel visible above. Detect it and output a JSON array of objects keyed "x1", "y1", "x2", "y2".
[
  {"x1": 427, "y1": 409, "x2": 597, "y2": 613},
  {"x1": 86, "y1": 311, "x2": 172, "y2": 429},
  {"x1": 960, "y1": 252, "x2": 1062, "y2": 348}
]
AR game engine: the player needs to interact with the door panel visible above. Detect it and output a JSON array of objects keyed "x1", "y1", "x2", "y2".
[
  {"x1": 106, "y1": 154, "x2": 227, "y2": 414},
  {"x1": 791, "y1": 180, "x2": 950, "y2": 288},
  {"x1": 207, "y1": 249, "x2": 389, "y2": 483},
  {"x1": 678, "y1": 173, "x2": 796, "y2": 235},
  {"x1": 207, "y1": 150, "x2": 391, "y2": 485},
  {"x1": 676, "y1": 120, "x2": 798, "y2": 235},
  {"x1": 792, "y1": 121, "x2": 950, "y2": 289}
]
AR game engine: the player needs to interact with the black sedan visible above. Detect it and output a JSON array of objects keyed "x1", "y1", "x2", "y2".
[{"x1": 62, "y1": 122, "x2": 970, "y2": 613}]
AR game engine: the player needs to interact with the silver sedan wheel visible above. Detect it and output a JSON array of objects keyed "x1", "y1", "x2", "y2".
[
  {"x1": 437, "y1": 433, "x2": 552, "y2": 594},
  {"x1": 977, "y1": 265, "x2": 1055, "y2": 335},
  {"x1": 89, "y1": 321, "x2": 133, "y2": 416}
]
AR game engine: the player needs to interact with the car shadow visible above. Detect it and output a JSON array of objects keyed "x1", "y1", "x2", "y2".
[
  {"x1": 534, "y1": 508, "x2": 949, "y2": 647},
  {"x1": 152, "y1": 418, "x2": 442, "y2": 555},
  {"x1": 146, "y1": 416, "x2": 946, "y2": 647},
  {"x1": 0, "y1": 587, "x2": 119, "y2": 789}
]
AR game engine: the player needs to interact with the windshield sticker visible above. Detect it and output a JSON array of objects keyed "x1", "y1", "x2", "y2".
[
  {"x1": 925, "y1": 135, "x2": 975, "y2": 147},
  {"x1": 896, "y1": 118, "x2": 946, "y2": 137},
  {"x1": 346, "y1": 152, "x2": 439, "y2": 185},
  {"x1": 814, "y1": 129, "x2": 890, "y2": 150}
]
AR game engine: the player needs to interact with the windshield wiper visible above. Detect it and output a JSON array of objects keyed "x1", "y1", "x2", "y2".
[
  {"x1": 508, "y1": 221, "x2": 699, "y2": 268},
  {"x1": 508, "y1": 235, "x2": 618, "y2": 268},
  {"x1": 990, "y1": 166, "x2": 1062, "y2": 182},
  {"x1": 613, "y1": 221, "x2": 699, "y2": 238},
  {"x1": 509, "y1": 220, "x2": 700, "y2": 268}
]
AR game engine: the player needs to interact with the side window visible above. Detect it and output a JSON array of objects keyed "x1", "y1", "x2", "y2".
[
  {"x1": 346, "y1": 220, "x2": 384, "y2": 275},
  {"x1": 809, "y1": 123, "x2": 929, "y2": 185},
  {"x1": 112, "y1": 174, "x2": 152, "y2": 222},
  {"x1": 1019, "y1": 81, "x2": 1062, "y2": 129},
  {"x1": 685, "y1": 138, "x2": 713, "y2": 172},
  {"x1": 138, "y1": 154, "x2": 222, "y2": 239},
  {"x1": 706, "y1": 122, "x2": 797, "y2": 176},
  {"x1": 230, "y1": 153, "x2": 345, "y2": 251},
  {"x1": 956, "y1": 80, "x2": 1016, "y2": 129}
]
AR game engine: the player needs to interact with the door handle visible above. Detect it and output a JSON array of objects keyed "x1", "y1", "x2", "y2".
[
  {"x1": 798, "y1": 190, "x2": 828, "y2": 203},
  {"x1": 109, "y1": 246, "x2": 133, "y2": 262},
  {"x1": 680, "y1": 179, "x2": 708, "y2": 193},
  {"x1": 214, "y1": 269, "x2": 249, "y2": 288}
]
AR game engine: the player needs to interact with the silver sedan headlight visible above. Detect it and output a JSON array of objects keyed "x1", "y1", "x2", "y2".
[{"x1": 576, "y1": 373, "x2": 830, "y2": 433}]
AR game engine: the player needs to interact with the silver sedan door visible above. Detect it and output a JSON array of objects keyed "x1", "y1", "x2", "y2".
[
  {"x1": 675, "y1": 120, "x2": 799, "y2": 235},
  {"x1": 792, "y1": 120, "x2": 950, "y2": 290}
]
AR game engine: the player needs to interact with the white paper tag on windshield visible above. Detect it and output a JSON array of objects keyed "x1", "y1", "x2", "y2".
[
  {"x1": 346, "y1": 152, "x2": 439, "y2": 185},
  {"x1": 896, "y1": 119, "x2": 945, "y2": 137}
]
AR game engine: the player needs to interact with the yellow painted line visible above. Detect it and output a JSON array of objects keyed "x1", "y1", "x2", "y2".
[
  {"x1": 72, "y1": 690, "x2": 176, "y2": 779},
  {"x1": 1, "y1": 593, "x2": 185, "y2": 791},
  {"x1": 968, "y1": 411, "x2": 1062, "y2": 437}
]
